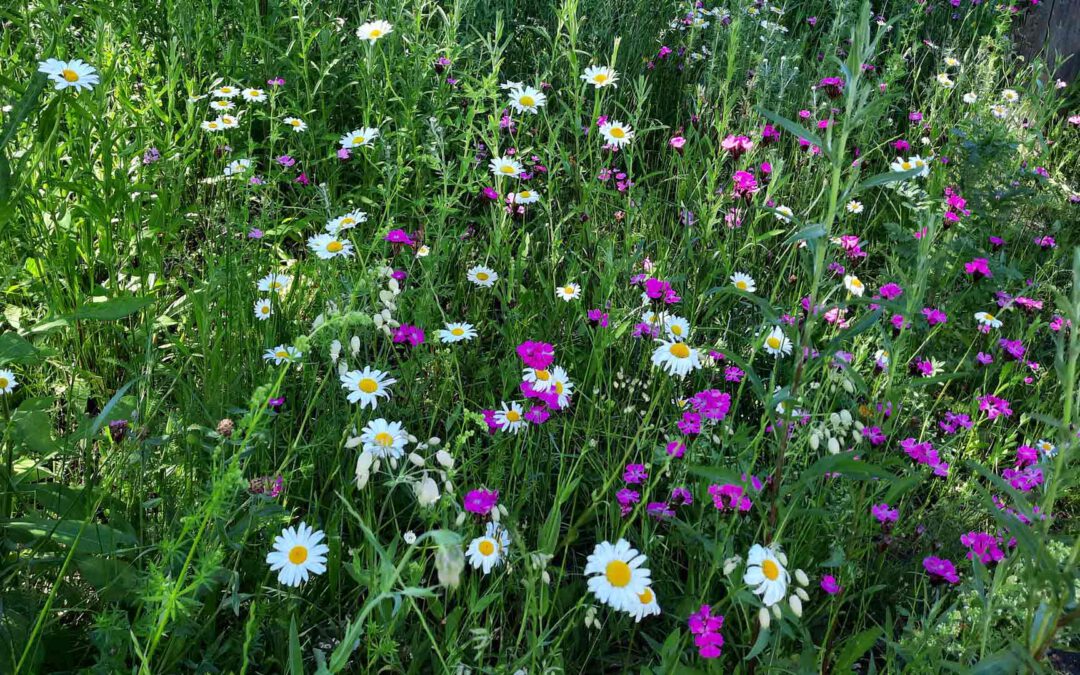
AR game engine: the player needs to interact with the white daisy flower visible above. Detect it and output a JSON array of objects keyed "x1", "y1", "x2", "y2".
[
  {"x1": 308, "y1": 233, "x2": 354, "y2": 259},
  {"x1": 626, "y1": 586, "x2": 661, "y2": 622},
  {"x1": 211, "y1": 85, "x2": 240, "y2": 98},
  {"x1": 263, "y1": 345, "x2": 302, "y2": 365},
  {"x1": 201, "y1": 118, "x2": 226, "y2": 132},
  {"x1": 944, "y1": 56, "x2": 961, "y2": 67},
  {"x1": 489, "y1": 156, "x2": 523, "y2": 178},
  {"x1": 467, "y1": 266, "x2": 498, "y2": 287},
  {"x1": 774, "y1": 205, "x2": 794, "y2": 222},
  {"x1": 508, "y1": 85, "x2": 546, "y2": 114},
  {"x1": 556, "y1": 283, "x2": 581, "y2": 302},
  {"x1": 581, "y1": 65, "x2": 619, "y2": 88},
  {"x1": 1035, "y1": 439, "x2": 1057, "y2": 458},
  {"x1": 219, "y1": 114, "x2": 239, "y2": 129},
  {"x1": 936, "y1": 73, "x2": 955, "y2": 88},
  {"x1": 1001, "y1": 88, "x2": 1019, "y2": 103},
  {"x1": 266, "y1": 522, "x2": 329, "y2": 587},
  {"x1": 0, "y1": 369, "x2": 18, "y2": 395},
  {"x1": 241, "y1": 87, "x2": 267, "y2": 102},
  {"x1": 494, "y1": 401, "x2": 526, "y2": 433},
  {"x1": 37, "y1": 58, "x2": 99, "y2": 91},
  {"x1": 326, "y1": 210, "x2": 368, "y2": 233},
  {"x1": 466, "y1": 522, "x2": 511, "y2": 574},
  {"x1": 254, "y1": 298, "x2": 273, "y2": 320},
  {"x1": 846, "y1": 200, "x2": 864, "y2": 214},
  {"x1": 599, "y1": 120, "x2": 634, "y2": 147},
  {"x1": 744, "y1": 543, "x2": 789, "y2": 607},
  {"x1": 990, "y1": 103, "x2": 1008, "y2": 119},
  {"x1": 339, "y1": 127, "x2": 379, "y2": 149},
  {"x1": 730, "y1": 272, "x2": 757, "y2": 293},
  {"x1": 223, "y1": 158, "x2": 252, "y2": 176},
  {"x1": 356, "y1": 20, "x2": 393, "y2": 43},
  {"x1": 650, "y1": 339, "x2": 702, "y2": 377},
  {"x1": 763, "y1": 326, "x2": 792, "y2": 357},
  {"x1": 257, "y1": 273, "x2": 292, "y2": 294},
  {"x1": 549, "y1": 366, "x2": 574, "y2": 408},
  {"x1": 340, "y1": 367, "x2": 396, "y2": 409},
  {"x1": 663, "y1": 315, "x2": 691, "y2": 341},
  {"x1": 584, "y1": 539, "x2": 651, "y2": 611},
  {"x1": 512, "y1": 188, "x2": 540, "y2": 204},
  {"x1": 283, "y1": 117, "x2": 307, "y2": 132},
  {"x1": 522, "y1": 366, "x2": 556, "y2": 393},
  {"x1": 359, "y1": 418, "x2": 409, "y2": 459},
  {"x1": 962, "y1": 92, "x2": 978, "y2": 104},
  {"x1": 974, "y1": 311, "x2": 1002, "y2": 328},
  {"x1": 843, "y1": 274, "x2": 865, "y2": 297},
  {"x1": 437, "y1": 322, "x2": 477, "y2": 343},
  {"x1": 209, "y1": 99, "x2": 235, "y2": 112}
]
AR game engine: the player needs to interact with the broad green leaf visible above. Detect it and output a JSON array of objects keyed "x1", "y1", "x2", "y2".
[
  {"x1": 289, "y1": 614, "x2": 304, "y2": 675},
  {"x1": 69, "y1": 296, "x2": 154, "y2": 321},
  {"x1": 3, "y1": 517, "x2": 137, "y2": 555},
  {"x1": 0, "y1": 333, "x2": 38, "y2": 365},
  {"x1": 833, "y1": 627, "x2": 882, "y2": 672}
]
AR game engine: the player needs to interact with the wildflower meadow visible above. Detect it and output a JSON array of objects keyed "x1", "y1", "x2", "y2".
[{"x1": 2, "y1": 0, "x2": 1080, "y2": 671}]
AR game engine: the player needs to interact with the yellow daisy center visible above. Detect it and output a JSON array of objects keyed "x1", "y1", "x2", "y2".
[
  {"x1": 476, "y1": 272, "x2": 489, "y2": 281},
  {"x1": 500, "y1": 164, "x2": 515, "y2": 174},
  {"x1": 671, "y1": 324, "x2": 683, "y2": 336},
  {"x1": 220, "y1": 87, "x2": 233, "y2": 93},
  {"x1": 901, "y1": 162, "x2": 912, "y2": 170},
  {"x1": 669, "y1": 342, "x2": 690, "y2": 359},
  {"x1": 610, "y1": 126, "x2": 625, "y2": 139},
  {"x1": 555, "y1": 381, "x2": 564, "y2": 394},
  {"x1": 62, "y1": 69, "x2": 80, "y2": 82},
  {"x1": 0, "y1": 378, "x2": 8, "y2": 389},
  {"x1": 762, "y1": 558, "x2": 780, "y2": 581},
  {"x1": 374, "y1": 431, "x2": 395, "y2": 447},
  {"x1": 605, "y1": 560, "x2": 631, "y2": 587},
  {"x1": 341, "y1": 217, "x2": 355, "y2": 225},
  {"x1": 519, "y1": 95, "x2": 535, "y2": 106},
  {"x1": 478, "y1": 539, "x2": 495, "y2": 556},
  {"x1": 260, "y1": 305, "x2": 270, "y2": 314},
  {"x1": 275, "y1": 350, "x2": 289, "y2": 358},
  {"x1": 850, "y1": 279, "x2": 863, "y2": 288},
  {"x1": 505, "y1": 410, "x2": 521, "y2": 422},
  {"x1": 638, "y1": 588, "x2": 654, "y2": 604},
  {"x1": 519, "y1": 191, "x2": 531, "y2": 199},
  {"x1": 248, "y1": 90, "x2": 260, "y2": 97},
  {"x1": 451, "y1": 327, "x2": 465, "y2": 336},
  {"x1": 358, "y1": 378, "x2": 378, "y2": 393},
  {"x1": 766, "y1": 336, "x2": 781, "y2": 349},
  {"x1": 563, "y1": 285, "x2": 575, "y2": 295},
  {"x1": 736, "y1": 280, "x2": 747, "y2": 289},
  {"x1": 370, "y1": 28, "x2": 382, "y2": 37},
  {"x1": 208, "y1": 123, "x2": 219, "y2": 129},
  {"x1": 983, "y1": 313, "x2": 994, "y2": 322},
  {"x1": 326, "y1": 241, "x2": 343, "y2": 253},
  {"x1": 291, "y1": 119, "x2": 302, "y2": 126},
  {"x1": 288, "y1": 545, "x2": 308, "y2": 564},
  {"x1": 535, "y1": 369, "x2": 550, "y2": 381},
  {"x1": 593, "y1": 73, "x2": 608, "y2": 83},
  {"x1": 352, "y1": 136, "x2": 365, "y2": 145}
]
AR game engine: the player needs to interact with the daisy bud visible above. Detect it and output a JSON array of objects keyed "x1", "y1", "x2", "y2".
[
  {"x1": 345, "y1": 435, "x2": 363, "y2": 449},
  {"x1": 829, "y1": 412, "x2": 841, "y2": 427},
  {"x1": 407, "y1": 434, "x2": 418, "y2": 443},
  {"x1": 428, "y1": 436, "x2": 441, "y2": 445},
  {"x1": 490, "y1": 508, "x2": 501, "y2": 523},
  {"x1": 842, "y1": 378, "x2": 855, "y2": 394},
  {"x1": 827, "y1": 437, "x2": 840, "y2": 454},
  {"x1": 330, "y1": 339, "x2": 342, "y2": 363},
  {"x1": 795, "y1": 569, "x2": 809, "y2": 586},
  {"x1": 379, "y1": 290, "x2": 395, "y2": 305},
  {"x1": 435, "y1": 449, "x2": 454, "y2": 468},
  {"x1": 542, "y1": 570, "x2": 551, "y2": 585},
  {"x1": 772, "y1": 604, "x2": 782, "y2": 619},
  {"x1": 443, "y1": 479, "x2": 455, "y2": 494},
  {"x1": 810, "y1": 432, "x2": 820, "y2": 450},
  {"x1": 337, "y1": 360, "x2": 349, "y2": 376},
  {"x1": 408, "y1": 452, "x2": 425, "y2": 467},
  {"x1": 355, "y1": 450, "x2": 375, "y2": 489},
  {"x1": 373, "y1": 313, "x2": 384, "y2": 327},
  {"x1": 796, "y1": 587, "x2": 810, "y2": 602},
  {"x1": 852, "y1": 430, "x2": 863, "y2": 443},
  {"x1": 758, "y1": 606, "x2": 771, "y2": 629},
  {"x1": 387, "y1": 278, "x2": 400, "y2": 294},
  {"x1": 840, "y1": 409, "x2": 853, "y2": 425},
  {"x1": 434, "y1": 543, "x2": 464, "y2": 589},
  {"x1": 350, "y1": 336, "x2": 361, "y2": 355},
  {"x1": 789, "y1": 594, "x2": 803, "y2": 617}
]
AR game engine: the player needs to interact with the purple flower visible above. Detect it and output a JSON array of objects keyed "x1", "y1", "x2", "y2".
[
  {"x1": 464, "y1": 488, "x2": 499, "y2": 515},
  {"x1": 976, "y1": 351, "x2": 994, "y2": 366},
  {"x1": 385, "y1": 229, "x2": 416, "y2": 247},
  {"x1": 821, "y1": 575, "x2": 841, "y2": 594},
  {"x1": 871, "y1": 502, "x2": 899, "y2": 524},
  {"x1": 623, "y1": 463, "x2": 648, "y2": 484},
  {"x1": 517, "y1": 341, "x2": 554, "y2": 369},
  {"x1": 393, "y1": 324, "x2": 426, "y2": 347},
  {"x1": 922, "y1": 307, "x2": 947, "y2": 326},
  {"x1": 923, "y1": 556, "x2": 960, "y2": 584},
  {"x1": 960, "y1": 531, "x2": 1005, "y2": 564},
  {"x1": 267, "y1": 77, "x2": 285, "y2": 86},
  {"x1": 688, "y1": 605, "x2": 725, "y2": 659},
  {"x1": 276, "y1": 154, "x2": 296, "y2": 167},
  {"x1": 142, "y1": 147, "x2": 161, "y2": 164},
  {"x1": 999, "y1": 338, "x2": 1025, "y2": 361},
  {"x1": 587, "y1": 309, "x2": 609, "y2": 327},
  {"x1": 978, "y1": 394, "x2": 1013, "y2": 420}
]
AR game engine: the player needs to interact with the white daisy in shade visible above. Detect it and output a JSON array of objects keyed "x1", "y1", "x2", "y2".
[
  {"x1": 974, "y1": 311, "x2": 1002, "y2": 329},
  {"x1": 219, "y1": 114, "x2": 239, "y2": 129},
  {"x1": 340, "y1": 367, "x2": 396, "y2": 409},
  {"x1": 990, "y1": 103, "x2": 1008, "y2": 119},
  {"x1": 263, "y1": 345, "x2": 302, "y2": 365},
  {"x1": 555, "y1": 283, "x2": 581, "y2": 302},
  {"x1": 356, "y1": 20, "x2": 393, "y2": 43},
  {"x1": 581, "y1": 65, "x2": 619, "y2": 88},
  {"x1": 467, "y1": 266, "x2": 498, "y2": 287},
  {"x1": 846, "y1": 200, "x2": 864, "y2": 214},
  {"x1": 241, "y1": 87, "x2": 267, "y2": 102},
  {"x1": 651, "y1": 339, "x2": 702, "y2": 377},
  {"x1": 489, "y1": 156, "x2": 523, "y2": 178},
  {"x1": 209, "y1": 99, "x2": 234, "y2": 112},
  {"x1": 1001, "y1": 88, "x2": 1019, "y2": 103},
  {"x1": 437, "y1": 322, "x2": 477, "y2": 343},
  {"x1": 0, "y1": 369, "x2": 18, "y2": 395},
  {"x1": 730, "y1": 272, "x2": 756, "y2": 293},
  {"x1": 762, "y1": 326, "x2": 791, "y2": 357},
  {"x1": 201, "y1": 118, "x2": 225, "y2": 132},
  {"x1": 266, "y1": 522, "x2": 329, "y2": 587},
  {"x1": 507, "y1": 85, "x2": 546, "y2": 114},
  {"x1": 283, "y1": 117, "x2": 307, "y2": 132},
  {"x1": 522, "y1": 366, "x2": 555, "y2": 392},
  {"x1": 962, "y1": 92, "x2": 978, "y2": 104},
  {"x1": 254, "y1": 298, "x2": 273, "y2": 320},
  {"x1": 1036, "y1": 439, "x2": 1057, "y2": 458},
  {"x1": 663, "y1": 315, "x2": 691, "y2": 341},
  {"x1": 843, "y1": 274, "x2": 865, "y2": 297},
  {"x1": 744, "y1": 543, "x2": 790, "y2": 607},
  {"x1": 339, "y1": 127, "x2": 379, "y2": 149},
  {"x1": 326, "y1": 210, "x2": 368, "y2": 233},
  {"x1": 512, "y1": 188, "x2": 540, "y2": 205},
  {"x1": 626, "y1": 586, "x2": 661, "y2": 622},
  {"x1": 308, "y1": 233, "x2": 354, "y2": 259},
  {"x1": 936, "y1": 73, "x2": 955, "y2": 88},
  {"x1": 494, "y1": 401, "x2": 526, "y2": 433},
  {"x1": 359, "y1": 418, "x2": 408, "y2": 459},
  {"x1": 211, "y1": 85, "x2": 240, "y2": 98},
  {"x1": 549, "y1": 366, "x2": 574, "y2": 408},
  {"x1": 599, "y1": 120, "x2": 634, "y2": 147},
  {"x1": 223, "y1": 158, "x2": 252, "y2": 176},
  {"x1": 466, "y1": 522, "x2": 511, "y2": 575},
  {"x1": 584, "y1": 539, "x2": 651, "y2": 611},
  {"x1": 774, "y1": 205, "x2": 794, "y2": 222},
  {"x1": 257, "y1": 272, "x2": 292, "y2": 294},
  {"x1": 38, "y1": 58, "x2": 99, "y2": 91}
]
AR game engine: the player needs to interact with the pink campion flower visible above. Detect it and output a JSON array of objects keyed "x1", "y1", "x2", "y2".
[
  {"x1": 632, "y1": 322, "x2": 661, "y2": 339},
  {"x1": 891, "y1": 315, "x2": 909, "y2": 334},
  {"x1": 1049, "y1": 315, "x2": 1071, "y2": 332},
  {"x1": 520, "y1": 381, "x2": 562, "y2": 410},
  {"x1": 392, "y1": 324, "x2": 426, "y2": 347},
  {"x1": 976, "y1": 351, "x2": 994, "y2": 365},
  {"x1": 482, "y1": 410, "x2": 501, "y2": 433},
  {"x1": 865, "y1": 426, "x2": 886, "y2": 445},
  {"x1": 586, "y1": 309, "x2": 609, "y2": 327},
  {"x1": 1016, "y1": 444, "x2": 1038, "y2": 467},
  {"x1": 761, "y1": 123, "x2": 781, "y2": 144},
  {"x1": 818, "y1": 76, "x2": 845, "y2": 98},
  {"x1": 689, "y1": 389, "x2": 731, "y2": 421},
  {"x1": 647, "y1": 501, "x2": 675, "y2": 519},
  {"x1": 964, "y1": 258, "x2": 993, "y2": 279},
  {"x1": 939, "y1": 411, "x2": 972, "y2": 435},
  {"x1": 1014, "y1": 296, "x2": 1042, "y2": 313},
  {"x1": 616, "y1": 488, "x2": 640, "y2": 516},
  {"x1": 337, "y1": 148, "x2": 351, "y2": 160},
  {"x1": 688, "y1": 605, "x2": 725, "y2": 659},
  {"x1": 666, "y1": 440, "x2": 686, "y2": 458},
  {"x1": 922, "y1": 307, "x2": 947, "y2": 325},
  {"x1": 669, "y1": 135, "x2": 686, "y2": 152},
  {"x1": 961, "y1": 531, "x2": 1005, "y2": 564},
  {"x1": 267, "y1": 76, "x2": 285, "y2": 86},
  {"x1": 878, "y1": 283, "x2": 904, "y2": 300},
  {"x1": 732, "y1": 170, "x2": 759, "y2": 199},
  {"x1": 978, "y1": 394, "x2": 1013, "y2": 420},
  {"x1": 385, "y1": 229, "x2": 416, "y2": 246},
  {"x1": 464, "y1": 489, "x2": 499, "y2": 515},
  {"x1": 294, "y1": 172, "x2": 310, "y2": 186},
  {"x1": 999, "y1": 338, "x2": 1025, "y2": 361},
  {"x1": 721, "y1": 134, "x2": 754, "y2": 158},
  {"x1": 517, "y1": 341, "x2": 554, "y2": 369},
  {"x1": 678, "y1": 412, "x2": 703, "y2": 435},
  {"x1": 482, "y1": 186, "x2": 499, "y2": 201},
  {"x1": 671, "y1": 486, "x2": 693, "y2": 505},
  {"x1": 708, "y1": 483, "x2": 752, "y2": 512},
  {"x1": 623, "y1": 463, "x2": 648, "y2": 484},
  {"x1": 724, "y1": 365, "x2": 745, "y2": 383},
  {"x1": 923, "y1": 556, "x2": 960, "y2": 584},
  {"x1": 1002, "y1": 466, "x2": 1043, "y2": 492},
  {"x1": 871, "y1": 503, "x2": 899, "y2": 524},
  {"x1": 821, "y1": 575, "x2": 842, "y2": 594},
  {"x1": 524, "y1": 406, "x2": 550, "y2": 424},
  {"x1": 1034, "y1": 235, "x2": 1056, "y2": 249}
]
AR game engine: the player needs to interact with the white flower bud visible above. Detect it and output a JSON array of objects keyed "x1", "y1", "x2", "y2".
[
  {"x1": 810, "y1": 432, "x2": 820, "y2": 450},
  {"x1": 350, "y1": 336, "x2": 361, "y2": 355},
  {"x1": 796, "y1": 587, "x2": 809, "y2": 601},
  {"x1": 795, "y1": 569, "x2": 809, "y2": 586},
  {"x1": 829, "y1": 412, "x2": 841, "y2": 427},
  {"x1": 827, "y1": 437, "x2": 840, "y2": 454},
  {"x1": 723, "y1": 556, "x2": 742, "y2": 575},
  {"x1": 413, "y1": 476, "x2": 440, "y2": 507},
  {"x1": 454, "y1": 512, "x2": 466, "y2": 526},
  {"x1": 403, "y1": 531, "x2": 417, "y2": 545},
  {"x1": 772, "y1": 604, "x2": 782, "y2": 619},
  {"x1": 408, "y1": 452, "x2": 425, "y2": 467},
  {"x1": 435, "y1": 450, "x2": 454, "y2": 468},
  {"x1": 345, "y1": 435, "x2": 363, "y2": 449},
  {"x1": 840, "y1": 409, "x2": 853, "y2": 425},
  {"x1": 330, "y1": 339, "x2": 342, "y2": 363},
  {"x1": 428, "y1": 436, "x2": 441, "y2": 446},
  {"x1": 355, "y1": 450, "x2": 375, "y2": 489},
  {"x1": 789, "y1": 594, "x2": 803, "y2": 617},
  {"x1": 759, "y1": 606, "x2": 771, "y2": 629}
]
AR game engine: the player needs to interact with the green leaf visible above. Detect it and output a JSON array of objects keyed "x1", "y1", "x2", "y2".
[
  {"x1": 11, "y1": 397, "x2": 59, "y2": 454},
  {"x1": 754, "y1": 106, "x2": 829, "y2": 157},
  {"x1": 833, "y1": 626, "x2": 882, "y2": 672},
  {"x1": 3, "y1": 517, "x2": 137, "y2": 555},
  {"x1": 289, "y1": 614, "x2": 304, "y2": 675},
  {"x1": 0, "y1": 333, "x2": 39, "y2": 365},
  {"x1": 69, "y1": 296, "x2": 155, "y2": 321},
  {"x1": 686, "y1": 465, "x2": 743, "y2": 485},
  {"x1": 854, "y1": 166, "x2": 925, "y2": 192},
  {"x1": 784, "y1": 452, "x2": 897, "y2": 498},
  {"x1": 783, "y1": 224, "x2": 826, "y2": 246},
  {"x1": 744, "y1": 627, "x2": 771, "y2": 660}
]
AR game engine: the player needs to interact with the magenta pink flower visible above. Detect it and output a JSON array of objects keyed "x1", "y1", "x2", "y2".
[
  {"x1": 464, "y1": 488, "x2": 499, "y2": 515},
  {"x1": 516, "y1": 341, "x2": 554, "y2": 369},
  {"x1": 923, "y1": 556, "x2": 960, "y2": 584}
]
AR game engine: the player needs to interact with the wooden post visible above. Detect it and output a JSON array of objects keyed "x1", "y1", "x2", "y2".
[{"x1": 1016, "y1": 0, "x2": 1080, "y2": 83}]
